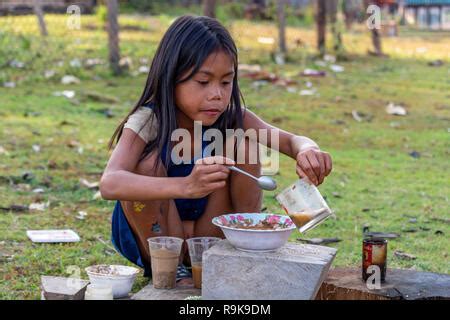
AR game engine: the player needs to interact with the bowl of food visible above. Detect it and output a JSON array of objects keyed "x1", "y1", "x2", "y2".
[
  {"x1": 212, "y1": 213, "x2": 296, "y2": 252},
  {"x1": 85, "y1": 265, "x2": 139, "y2": 298}
]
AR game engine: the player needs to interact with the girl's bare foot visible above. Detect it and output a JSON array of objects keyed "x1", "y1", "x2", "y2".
[{"x1": 177, "y1": 277, "x2": 194, "y2": 288}]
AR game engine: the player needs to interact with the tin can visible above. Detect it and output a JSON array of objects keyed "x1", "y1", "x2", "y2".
[{"x1": 362, "y1": 238, "x2": 387, "y2": 282}]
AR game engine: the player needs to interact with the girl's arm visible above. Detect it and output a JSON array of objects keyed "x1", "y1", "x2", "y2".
[
  {"x1": 242, "y1": 109, "x2": 332, "y2": 185},
  {"x1": 100, "y1": 129, "x2": 233, "y2": 201}
]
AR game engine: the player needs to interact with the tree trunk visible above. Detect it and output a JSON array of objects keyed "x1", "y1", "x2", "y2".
[
  {"x1": 371, "y1": 28, "x2": 383, "y2": 55},
  {"x1": 316, "y1": 0, "x2": 327, "y2": 56},
  {"x1": 106, "y1": 0, "x2": 121, "y2": 75},
  {"x1": 203, "y1": 0, "x2": 216, "y2": 18},
  {"x1": 33, "y1": 0, "x2": 48, "y2": 37},
  {"x1": 277, "y1": 0, "x2": 287, "y2": 54},
  {"x1": 327, "y1": 0, "x2": 343, "y2": 53}
]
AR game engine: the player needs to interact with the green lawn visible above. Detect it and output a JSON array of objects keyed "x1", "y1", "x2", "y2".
[{"x1": 0, "y1": 13, "x2": 449, "y2": 299}]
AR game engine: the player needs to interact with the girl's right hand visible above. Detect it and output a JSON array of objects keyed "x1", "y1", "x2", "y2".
[{"x1": 184, "y1": 156, "x2": 235, "y2": 198}]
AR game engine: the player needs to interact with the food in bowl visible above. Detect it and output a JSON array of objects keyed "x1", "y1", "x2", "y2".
[
  {"x1": 212, "y1": 213, "x2": 296, "y2": 252},
  {"x1": 85, "y1": 265, "x2": 139, "y2": 299},
  {"x1": 222, "y1": 214, "x2": 294, "y2": 230}
]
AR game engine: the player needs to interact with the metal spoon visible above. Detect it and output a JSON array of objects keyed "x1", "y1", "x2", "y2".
[{"x1": 228, "y1": 166, "x2": 277, "y2": 191}]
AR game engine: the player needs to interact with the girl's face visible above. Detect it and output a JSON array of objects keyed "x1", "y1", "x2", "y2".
[{"x1": 175, "y1": 50, "x2": 235, "y2": 128}]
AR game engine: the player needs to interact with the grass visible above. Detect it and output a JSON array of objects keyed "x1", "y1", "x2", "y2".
[{"x1": 0, "y1": 12, "x2": 449, "y2": 299}]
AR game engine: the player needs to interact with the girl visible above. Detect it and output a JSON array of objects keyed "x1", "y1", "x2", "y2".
[{"x1": 100, "y1": 15, "x2": 332, "y2": 285}]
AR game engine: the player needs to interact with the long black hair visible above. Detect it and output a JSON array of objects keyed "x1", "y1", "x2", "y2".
[{"x1": 108, "y1": 15, "x2": 245, "y2": 168}]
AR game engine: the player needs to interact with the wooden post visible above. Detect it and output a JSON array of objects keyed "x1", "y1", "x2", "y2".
[
  {"x1": 316, "y1": 0, "x2": 327, "y2": 56},
  {"x1": 203, "y1": 0, "x2": 216, "y2": 18},
  {"x1": 106, "y1": 0, "x2": 121, "y2": 75},
  {"x1": 33, "y1": 0, "x2": 48, "y2": 37},
  {"x1": 277, "y1": 0, "x2": 287, "y2": 55}
]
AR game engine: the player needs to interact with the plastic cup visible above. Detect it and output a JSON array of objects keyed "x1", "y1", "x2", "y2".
[
  {"x1": 148, "y1": 236, "x2": 183, "y2": 289},
  {"x1": 276, "y1": 179, "x2": 334, "y2": 233},
  {"x1": 186, "y1": 237, "x2": 221, "y2": 289}
]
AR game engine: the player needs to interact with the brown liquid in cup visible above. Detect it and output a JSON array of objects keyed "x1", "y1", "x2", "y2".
[
  {"x1": 150, "y1": 248, "x2": 179, "y2": 289},
  {"x1": 191, "y1": 263, "x2": 202, "y2": 289},
  {"x1": 288, "y1": 212, "x2": 314, "y2": 228}
]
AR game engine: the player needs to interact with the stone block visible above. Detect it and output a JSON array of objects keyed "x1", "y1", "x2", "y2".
[{"x1": 202, "y1": 240, "x2": 337, "y2": 300}]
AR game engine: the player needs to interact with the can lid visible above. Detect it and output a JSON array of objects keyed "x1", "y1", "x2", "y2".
[{"x1": 298, "y1": 209, "x2": 334, "y2": 233}]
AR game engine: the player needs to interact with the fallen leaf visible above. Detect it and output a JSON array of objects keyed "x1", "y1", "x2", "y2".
[
  {"x1": 428, "y1": 59, "x2": 444, "y2": 67},
  {"x1": 69, "y1": 58, "x2": 82, "y2": 68},
  {"x1": 44, "y1": 70, "x2": 55, "y2": 79},
  {"x1": 75, "y1": 211, "x2": 87, "y2": 220},
  {"x1": 0, "y1": 145, "x2": 9, "y2": 156},
  {"x1": 119, "y1": 56, "x2": 133, "y2": 69},
  {"x1": 138, "y1": 65, "x2": 150, "y2": 74},
  {"x1": 351, "y1": 110, "x2": 373, "y2": 122},
  {"x1": 330, "y1": 64, "x2": 344, "y2": 73},
  {"x1": 299, "y1": 89, "x2": 316, "y2": 96},
  {"x1": 79, "y1": 178, "x2": 99, "y2": 190},
  {"x1": 14, "y1": 183, "x2": 31, "y2": 192},
  {"x1": 53, "y1": 90, "x2": 75, "y2": 99},
  {"x1": 297, "y1": 237, "x2": 341, "y2": 245},
  {"x1": 314, "y1": 60, "x2": 327, "y2": 67},
  {"x1": 32, "y1": 144, "x2": 41, "y2": 153},
  {"x1": 257, "y1": 36, "x2": 274, "y2": 44},
  {"x1": 59, "y1": 120, "x2": 76, "y2": 126},
  {"x1": 409, "y1": 151, "x2": 421, "y2": 159},
  {"x1": 67, "y1": 140, "x2": 80, "y2": 148},
  {"x1": 323, "y1": 54, "x2": 336, "y2": 63},
  {"x1": 238, "y1": 64, "x2": 262, "y2": 73},
  {"x1": 98, "y1": 108, "x2": 114, "y2": 118},
  {"x1": 273, "y1": 52, "x2": 285, "y2": 65},
  {"x1": 61, "y1": 75, "x2": 80, "y2": 85},
  {"x1": 332, "y1": 192, "x2": 342, "y2": 198},
  {"x1": 29, "y1": 201, "x2": 50, "y2": 211},
  {"x1": 84, "y1": 58, "x2": 104, "y2": 68},
  {"x1": 386, "y1": 102, "x2": 407, "y2": 116},
  {"x1": 394, "y1": 250, "x2": 416, "y2": 260},
  {"x1": 22, "y1": 172, "x2": 34, "y2": 182},
  {"x1": 82, "y1": 91, "x2": 119, "y2": 104},
  {"x1": 92, "y1": 191, "x2": 102, "y2": 200},
  {"x1": 431, "y1": 217, "x2": 450, "y2": 224},
  {"x1": 3, "y1": 82, "x2": 16, "y2": 88},
  {"x1": 10, "y1": 59, "x2": 25, "y2": 68},
  {"x1": 47, "y1": 160, "x2": 57, "y2": 169},
  {"x1": 300, "y1": 69, "x2": 326, "y2": 77},
  {"x1": 0, "y1": 205, "x2": 28, "y2": 212}
]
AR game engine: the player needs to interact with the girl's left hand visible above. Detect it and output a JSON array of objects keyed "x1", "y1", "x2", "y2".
[{"x1": 295, "y1": 148, "x2": 332, "y2": 186}]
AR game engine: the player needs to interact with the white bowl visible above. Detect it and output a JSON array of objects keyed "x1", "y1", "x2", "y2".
[
  {"x1": 85, "y1": 265, "x2": 140, "y2": 298},
  {"x1": 212, "y1": 213, "x2": 296, "y2": 252}
]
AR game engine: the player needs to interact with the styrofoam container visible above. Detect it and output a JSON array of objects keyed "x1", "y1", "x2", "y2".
[{"x1": 85, "y1": 265, "x2": 139, "y2": 298}]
